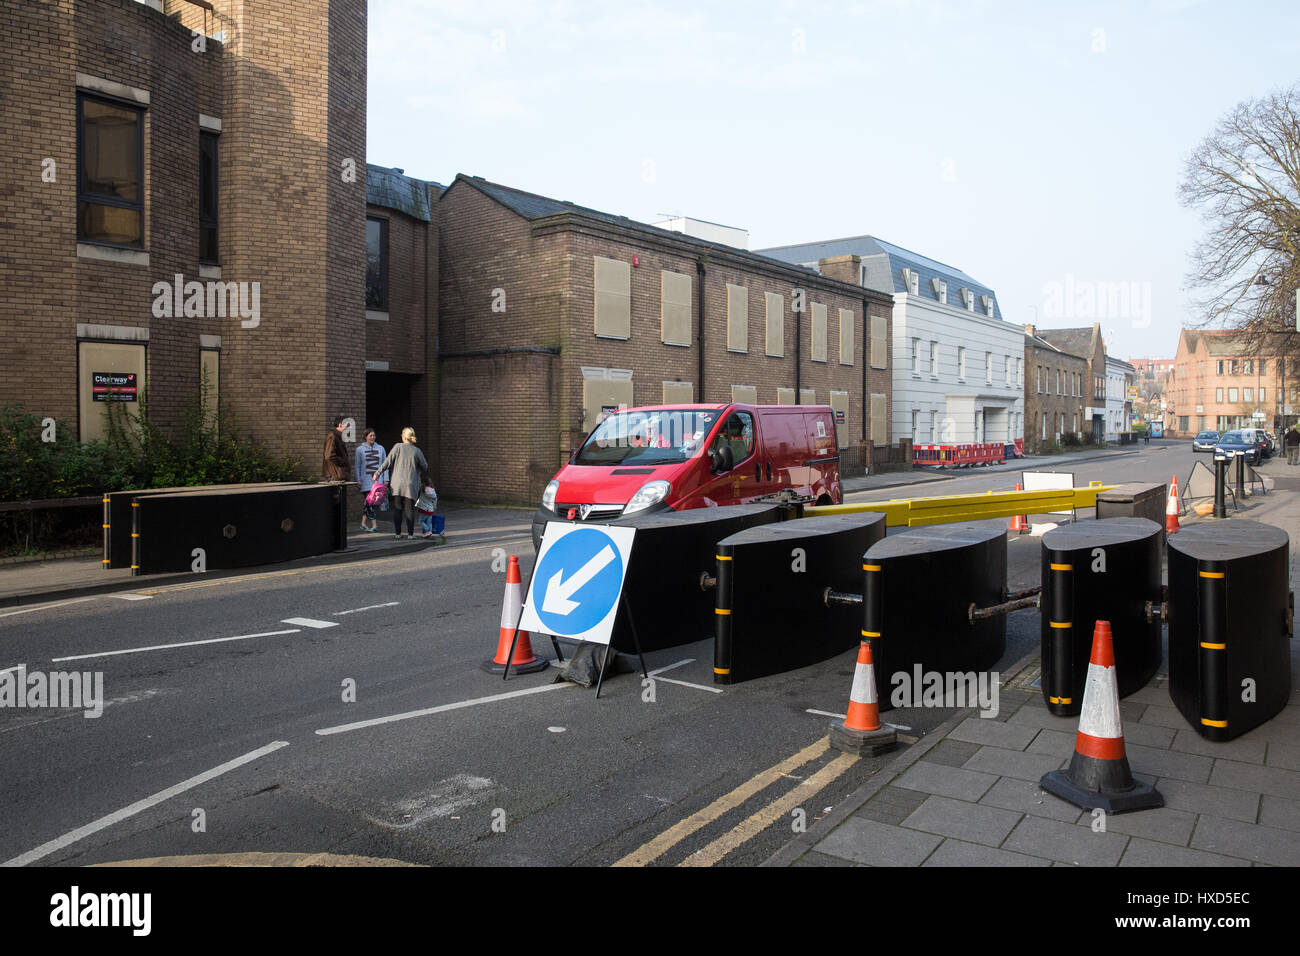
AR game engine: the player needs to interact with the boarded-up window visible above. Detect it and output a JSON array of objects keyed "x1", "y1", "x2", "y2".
[
  {"x1": 581, "y1": 367, "x2": 634, "y2": 432},
  {"x1": 594, "y1": 257, "x2": 631, "y2": 339},
  {"x1": 870, "y1": 394, "x2": 887, "y2": 445},
  {"x1": 776, "y1": 387, "x2": 795, "y2": 405},
  {"x1": 829, "y1": 390, "x2": 849, "y2": 447},
  {"x1": 727, "y1": 284, "x2": 748, "y2": 352},
  {"x1": 78, "y1": 340, "x2": 146, "y2": 443},
  {"x1": 662, "y1": 381, "x2": 694, "y2": 404},
  {"x1": 811, "y1": 303, "x2": 827, "y2": 362},
  {"x1": 870, "y1": 315, "x2": 887, "y2": 369},
  {"x1": 800, "y1": 388, "x2": 816, "y2": 405},
  {"x1": 765, "y1": 292, "x2": 784, "y2": 357},
  {"x1": 731, "y1": 384, "x2": 758, "y2": 405},
  {"x1": 661, "y1": 270, "x2": 692, "y2": 346},
  {"x1": 838, "y1": 308, "x2": 854, "y2": 366}
]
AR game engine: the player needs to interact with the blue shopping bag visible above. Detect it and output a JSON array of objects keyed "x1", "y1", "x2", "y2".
[{"x1": 433, "y1": 514, "x2": 445, "y2": 534}]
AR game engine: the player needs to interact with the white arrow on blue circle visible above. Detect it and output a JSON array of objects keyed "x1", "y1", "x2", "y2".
[{"x1": 542, "y1": 544, "x2": 616, "y2": 615}]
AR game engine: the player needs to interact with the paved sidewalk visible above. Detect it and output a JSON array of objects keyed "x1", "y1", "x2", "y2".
[
  {"x1": 768, "y1": 483, "x2": 1300, "y2": 867},
  {"x1": 0, "y1": 503, "x2": 534, "y2": 607}
]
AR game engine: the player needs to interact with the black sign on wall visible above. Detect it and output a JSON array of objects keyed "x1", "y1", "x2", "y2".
[{"x1": 92, "y1": 372, "x2": 138, "y2": 402}]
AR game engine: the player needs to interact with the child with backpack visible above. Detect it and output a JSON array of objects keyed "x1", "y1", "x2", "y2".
[{"x1": 416, "y1": 475, "x2": 440, "y2": 539}]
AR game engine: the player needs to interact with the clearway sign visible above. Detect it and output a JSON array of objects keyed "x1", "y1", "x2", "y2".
[{"x1": 519, "y1": 523, "x2": 636, "y2": 645}]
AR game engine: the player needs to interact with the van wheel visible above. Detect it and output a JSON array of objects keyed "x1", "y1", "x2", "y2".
[{"x1": 815, "y1": 494, "x2": 833, "y2": 506}]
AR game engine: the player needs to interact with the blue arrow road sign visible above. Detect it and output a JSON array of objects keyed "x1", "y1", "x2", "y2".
[{"x1": 519, "y1": 523, "x2": 637, "y2": 644}]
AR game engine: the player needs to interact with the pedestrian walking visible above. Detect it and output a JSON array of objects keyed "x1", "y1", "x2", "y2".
[
  {"x1": 374, "y1": 426, "x2": 428, "y2": 539},
  {"x1": 1286, "y1": 425, "x2": 1300, "y2": 466},
  {"x1": 323, "y1": 415, "x2": 349, "y2": 481},
  {"x1": 354, "y1": 428, "x2": 387, "y2": 532}
]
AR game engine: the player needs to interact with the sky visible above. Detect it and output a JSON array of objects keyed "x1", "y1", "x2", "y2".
[{"x1": 367, "y1": 0, "x2": 1300, "y2": 362}]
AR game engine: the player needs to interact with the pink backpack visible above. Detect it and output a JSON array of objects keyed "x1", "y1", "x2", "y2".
[{"x1": 365, "y1": 481, "x2": 388, "y2": 506}]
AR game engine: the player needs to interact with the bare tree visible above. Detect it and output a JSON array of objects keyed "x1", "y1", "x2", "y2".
[
  {"x1": 1181, "y1": 85, "x2": 1300, "y2": 425},
  {"x1": 1181, "y1": 85, "x2": 1300, "y2": 338}
]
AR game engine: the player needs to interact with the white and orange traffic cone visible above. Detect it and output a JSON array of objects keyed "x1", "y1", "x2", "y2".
[
  {"x1": 481, "y1": 555, "x2": 548, "y2": 674},
  {"x1": 829, "y1": 641, "x2": 897, "y2": 756},
  {"x1": 1009, "y1": 483, "x2": 1030, "y2": 534},
  {"x1": 1039, "y1": 621, "x2": 1163, "y2": 814},
  {"x1": 1165, "y1": 476, "x2": 1181, "y2": 534}
]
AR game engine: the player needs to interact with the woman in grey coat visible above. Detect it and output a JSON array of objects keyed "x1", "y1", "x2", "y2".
[{"x1": 374, "y1": 427, "x2": 429, "y2": 539}]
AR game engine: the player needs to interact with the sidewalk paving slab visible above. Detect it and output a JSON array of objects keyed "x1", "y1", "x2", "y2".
[
  {"x1": 922, "y1": 839, "x2": 1051, "y2": 867},
  {"x1": 814, "y1": 816, "x2": 942, "y2": 867},
  {"x1": 1259, "y1": 795, "x2": 1300, "y2": 831},
  {"x1": 1002, "y1": 815, "x2": 1130, "y2": 866},
  {"x1": 1118, "y1": 838, "x2": 1253, "y2": 868},
  {"x1": 1190, "y1": 815, "x2": 1300, "y2": 866},
  {"x1": 893, "y1": 761, "x2": 1000, "y2": 802},
  {"x1": 901, "y1": 794, "x2": 1023, "y2": 847}
]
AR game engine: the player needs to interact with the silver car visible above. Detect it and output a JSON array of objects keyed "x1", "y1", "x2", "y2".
[{"x1": 1192, "y1": 429, "x2": 1219, "y2": 452}]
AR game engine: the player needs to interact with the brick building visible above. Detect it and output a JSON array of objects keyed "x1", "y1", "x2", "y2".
[
  {"x1": 0, "y1": 0, "x2": 366, "y2": 472},
  {"x1": 435, "y1": 175, "x2": 895, "y2": 506},
  {"x1": 1023, "y1": 326, "x2": 1087, "y2": 453},
  {"x1": 1035, "y1": 324, "x2": 1108, "y2": 443},
  {"x1": 1167, "y1": 329, "x2": 1297, "y2": 437}
]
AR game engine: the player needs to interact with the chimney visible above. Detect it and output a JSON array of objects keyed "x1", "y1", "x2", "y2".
[{"x1": 1025, "y1": 323, "x2": 1036, "y2": 338}]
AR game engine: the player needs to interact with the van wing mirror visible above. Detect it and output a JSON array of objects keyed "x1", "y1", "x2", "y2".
[{"x1": 717, "y1": 445, "x2": 734, "y2": 473}]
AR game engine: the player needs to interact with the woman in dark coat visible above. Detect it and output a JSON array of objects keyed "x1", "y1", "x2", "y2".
[{"x1": 374, "y1": 426, "x2": 428, "y2": 538}]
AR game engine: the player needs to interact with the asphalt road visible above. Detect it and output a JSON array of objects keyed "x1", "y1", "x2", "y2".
[{"x1": 0, "y1": 439, "x2": 1215, "y2": 867}]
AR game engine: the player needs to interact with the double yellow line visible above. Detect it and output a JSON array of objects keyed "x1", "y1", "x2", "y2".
[{"x1": 613, "y1": 736, "x2": 858, "y2": 867}]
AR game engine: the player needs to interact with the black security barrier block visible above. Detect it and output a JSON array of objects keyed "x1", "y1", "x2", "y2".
[
  {"x1": 104, "y1": 482, "x2": 315, "y2": 569},
  {"x1": 712, "y1": 512, "x2": 886, "y2": 684},
  {"x1": 1095, "y1": 483, "x2": 1167, "y2": 530},
  {"x1": 607, "y1": 503, "x2": 784, "y2": 654},
  {"x1": 1167, "y1": 520, "x2": 1291, "y2": 741},
  {"x1": 864, "y1": 522, "x2": 1006, "y2": 710},
  {"x1": 1040, "y1": 518, "x2": 1164, "y2": 716},
  {"x1": 133, "y1": 484, "x2": 344, "y2": 574}
]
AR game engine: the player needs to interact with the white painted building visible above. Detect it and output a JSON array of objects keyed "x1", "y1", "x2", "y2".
[
  {"x1": 1105, "y1": 356, "x2": 1136, "y2": 440},
  {"x1": 757, "y1": 235, "x2": 1024, "y2": 449}
]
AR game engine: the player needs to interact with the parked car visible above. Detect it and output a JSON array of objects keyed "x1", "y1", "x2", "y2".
[
  {"x1": 1214, "y1": 430, "x2": 1260, "y2": 465},
  {"x1": 1192, "y1": 429, "x2": 1220, "y2": 452},
  {"x1": 1241, "y1": 427, "x2": 1273, "y2": 459},
  {"x1": 531, "y1": 403, "x2": 841, "y2": 550}
]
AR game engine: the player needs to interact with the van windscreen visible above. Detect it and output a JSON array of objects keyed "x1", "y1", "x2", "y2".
[{"x1": 575, "y1": 409, "x2": 718, "y2": 465}]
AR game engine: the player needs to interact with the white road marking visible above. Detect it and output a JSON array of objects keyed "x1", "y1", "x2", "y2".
[
  {"x1": 280, "y1": 617, "x2": 338, "y2": 629},
  {"x1": 316, "y1": 682, "x2": 575, "y2": 736},
  {"x1": 333, "y1": 602, "x2": 400, "y2": 615},
  {"x1": 1, "y1": 740, "x2": 289, "y2": 867},
  {"x1": 51, "y1": 629, "x2": 301, "y2": 662},
  {"x1": 111, "y1": 594, "x2": 153, "y2": 601},
  {"x1": 652, "y1": 676, "x2": 723, "y2": 694},
  {"x1": 0, "y1": 597, "x2": 95, "y2": 619},
  {"x1": 648, "y1": 659, "x2": 693, "y2": 676}
]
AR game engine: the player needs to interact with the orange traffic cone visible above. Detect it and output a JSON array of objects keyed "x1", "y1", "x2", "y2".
[
  {"x1": 1165, "y1": 476, "x2": 1180, "y2": 534},
  {"x1": 1009, "y1": 483, "x2": 1030, "y2": 534},
  {"x1": 481, "y1": 555, "x2": 548, "y2": 674},
  {"x1": 829, "y1": 641, "x2": 897, "y2": 756},
  {"x1": 1039, "y1": 621, "x2": 1163, "y2": 814}
]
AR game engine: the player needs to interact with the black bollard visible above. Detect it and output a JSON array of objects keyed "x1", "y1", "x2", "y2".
[
  {"x1": 1236, "y1": 450, "x2": 1246, "y2": 501},
  {"x1": 1213, "y1": 455, "x2": 1227, "y2": 518}
]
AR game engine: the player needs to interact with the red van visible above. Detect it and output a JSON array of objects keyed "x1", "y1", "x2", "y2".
[{"x1": 531, "y1": 403, "x2": 841, "y2": 549}]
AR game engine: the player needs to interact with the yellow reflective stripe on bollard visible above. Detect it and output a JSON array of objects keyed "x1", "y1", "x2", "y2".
[
  {"x1": 1199, "y1": 571, "x2": 1225, "y2": 579},
  {"x1": 1201, "y1": 718, "x2": 1228, "y2": 728},
  {"x1": 863, "y1": 564, "x2": 881, "y2": 572},
  {"x1": 1050, "y1": 563, "x2": 1073, "y2": 571},
  {"x1": 1049, "y1": 696, "x2": 1073, "y2": 705},
  {"x1": 862, "y1": 630, "x2": 880, "y2": 638},
  {"x1": 1049, "y1": 621, "x2": 1071, "y2": 629},
  {"x1": 715, "y1": 555, "x2": 732, "y2": 561},
  {"x1": 715, "y1": 608, "x2": 731, "y2": 615},
  {"x1": 1200, "y1": 642, "x2": 1226, "y2": 650}
]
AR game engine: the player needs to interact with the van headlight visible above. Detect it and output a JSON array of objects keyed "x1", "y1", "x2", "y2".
[
  {"x1": 541, "y1": 480, "x2": 559, "y2": 512},
  {"x1": 624, "y1": 480, "x2": 671, "y2": 515}
]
